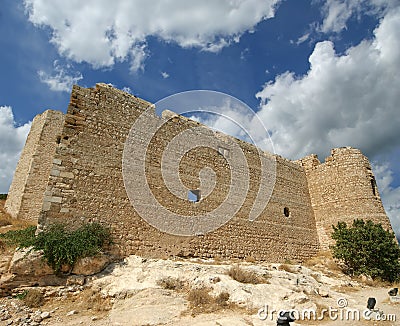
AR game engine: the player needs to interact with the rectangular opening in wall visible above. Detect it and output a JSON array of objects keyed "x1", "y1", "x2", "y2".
[
  {"x1": 218, "y1": 147, "x2": 230, "y2": 159},
  {"x1": 188, "y1": 189, "x2": 201, "y2": 202},
  {"x1": 371, "y1": 177, "x2": 377, "y2": 197}
]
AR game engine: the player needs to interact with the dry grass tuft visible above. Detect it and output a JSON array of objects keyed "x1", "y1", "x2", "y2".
[
  {"x1": 0, "y1": 200, "x2": 36, "y2": 235},
  {"x1": 188, "y1": 287, "x2": 212, "y2": 307},
  {"x1": 304, "y1": 250, "x2": 342, "y2": 275},
  {"x1": 187, "y1": 287, "x2": 231, "y2": 315},
  {"x1": 157, "y1": 276, "x2": 186, "y2": 291},
  {"x1": 228, "y1": 264, "x2": 269, "y2": 284},
  {"x1": 78, "y1": 288, "x2": 112, "y2": 311},
  {"x1": 279, "y1": 263, "x2": 296, "y2": 273},
  {"x1": 244, "y1": 256, "x2": 256, "y2": 263},
  {"x1": 23, "y1": 289, "x2": 44, "y2": 308}
]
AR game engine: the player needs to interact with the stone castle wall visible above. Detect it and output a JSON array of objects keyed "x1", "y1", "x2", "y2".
[
  {"x1": 6, "y1": 83, "x2": 395, "y2": 261},
  {"x1": 297, "y1": 147, "x2": 392, "y2": 249},
  {"x1": 36, "y1": 83, "x2": 319, "y2": 262},
  {"x1": 5, "y1": 110, "x2": 64, "y2": 220}
]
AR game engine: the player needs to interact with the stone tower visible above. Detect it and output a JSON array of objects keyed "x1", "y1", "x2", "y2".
[
  {"x1": 298, "y1": 147, "x2": 392, "y2": 249},
  {"x1": 5, "y1": 110, "x2": 64, "y2": 220}
]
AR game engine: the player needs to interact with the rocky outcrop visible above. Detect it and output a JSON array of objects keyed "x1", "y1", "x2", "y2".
[
  {"x1": 8, "y1": 247, "x2": 53, "y2": 276},
  {"x1": 71, "y1": 254, "x2": 111, "y2": 276},
  {"x1": 0, "y1": 248, "x2": 112, "y2": 294}
]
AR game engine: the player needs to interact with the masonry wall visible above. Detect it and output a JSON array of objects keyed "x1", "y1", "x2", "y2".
[
  {"x1": 38, "y1": 83, "x2": 320, "y2": 262},
  {"x1": 5, "y1": 110, "x2": 64, "y2": 220},
  {"x1": 298, "y1": 147, "x2": 393, "y2": 249}
]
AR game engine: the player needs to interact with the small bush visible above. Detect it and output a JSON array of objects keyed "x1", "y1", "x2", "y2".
[
  {"x1": 79, "y1": 288, "x2": 112, "y2": 311},
  {"x1": 157, "y1": 277, "x2": 185, "y2": 291},
  {"x1": 23, "y1": 289, "x2": 44, "y2": 308},
  {"x1": 188, "y1": 288, "x2": 212, "y2": 307},
  {"x1": 0, "y1": 223, "x2": 111, "y2": 273},
  {"x1": 279, "y1": 264, "x2": 295, "y2": 273},
  {"x1": 187, "y1": 288, "x2": 230, "y2": 315},
  {"x1": 0, "y1": 226, "x2": 36, "y2": 246},
  {"x1": 228, "y1": 264, "x2": 267, "y2": 284},
  {"x1": 215, "y1": 291, "x2": 230, "y2": 307},
  {"x1": 0, "y1": 194, "x2": 7, "y2": 200},
  {"x1": 34, "y1": 223, "x2": 112, "y2": 273}
]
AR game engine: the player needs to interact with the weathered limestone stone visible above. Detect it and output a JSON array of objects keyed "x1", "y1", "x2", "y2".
[
  {"x1": 4, "y1": 83, "x2": 395, "y2": 263},
  {"x1": 5, "y1": 110, "x2": 64, "y2": 220},
  {"x1": 71, "y1": 254, "x2": 111, "y2": 276},
  {"x1": 8, "y1": 247, "x2": 53, "y2": 276},
  {"x1": 297, "y1": 147, "x2": 393, "y2": 250}
]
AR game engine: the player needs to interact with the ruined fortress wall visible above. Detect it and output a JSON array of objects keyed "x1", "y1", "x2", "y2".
[
  {"x1": 5, "y1": 110, "x2": 64, "y2": 220},
  {"x1": 38, "y1": 83, "x2": 319, "y2": 262},
  {"x1": 298, "y1": 147, "x2": 393, "y2": 249}
]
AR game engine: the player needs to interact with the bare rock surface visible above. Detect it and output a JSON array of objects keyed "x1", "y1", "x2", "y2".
[
  {"x1": 8, "y1": 248, "x2": 53, "y2": 276},
  {"x1": 0, "y1": 255, "x2": 398, "y2": 325},
  {"x1": 71, "y1": 254, "x2": 111, "y2": 276}
]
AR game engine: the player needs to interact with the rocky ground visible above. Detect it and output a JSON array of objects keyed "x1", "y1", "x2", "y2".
[
  {"x1": 0, "y1": 254, "x2": 399, "y2": 326},
  {"x1": 1, "y1": 200, "x2": 399, "y2": 325}
]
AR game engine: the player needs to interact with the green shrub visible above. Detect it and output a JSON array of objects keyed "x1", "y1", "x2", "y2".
[
  {"x1": 0, "y1": 194, "x2": 7, "y2": 200},
  {"x1": 331, "y1": 219, "x2": 400, "y2": 282},
  {"x1": 0, "y1": 226, "x2": 36, "y2": 246},
  {"x1": 0, "y1": 222, "x2": 111, "y2": 273}
]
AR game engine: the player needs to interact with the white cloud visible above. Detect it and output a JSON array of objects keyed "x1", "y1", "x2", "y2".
[
  {"x1": 24, "y1": 0, "x2": 281, "y2": 71},
  {"x1": 0, "y1": 106, "x2": 31, "y2": 193},
  {"x1": 38, "y1": 61, "x2": 83, "y2": 92},
  {"x1": 256, "y1": 5, "x2": 400, "y2": 160},
  {"x1": 372, "y1": 162, "x2": 400, "y2": 240},
  {"x1": 122, "y1": 86, "x2": 133, "y2": 94},
  {"x1": 293, "y1": 32, "x2": 310, "y2": 45},
  {"x1": 253, "y1": 5, "x2": 400, "y2": 240},
  {"x1": 161, "y1": 72, "x2": 170, "y2": 79},
  {"x1": 318, "y1": 0, "x2": 399, "y2": 33}
]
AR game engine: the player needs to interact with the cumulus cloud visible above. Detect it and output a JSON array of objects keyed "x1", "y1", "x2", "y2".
[
  {"x1": 0, "y1": 106, "x2": 31, "y2": 193},
  {"x1": 373, "y1": 162, "x2": 400, "y2": 240},
  {"x1": 38, "y1": 61, "x2": 83, "y2": 92},
  {"x1": 24, "y1": 0, "x2": 281, "y2": 71},
  {"x1": 256, "y1": 5, "x2": 400, "y2": 160},
  {"x1": 318, "y1": 0, "x2": 399, "y2": 33},
  {"x1": 254, "y1": 4, "x2": 400, "y2": 239}
]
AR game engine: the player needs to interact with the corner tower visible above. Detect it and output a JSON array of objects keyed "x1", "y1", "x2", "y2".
[
  {"x1": 5, "y1": 110, "x2": 64, "y2": 220},
  {"x1": 298, "y1": 147, "x2": 393, "y2": 249}
]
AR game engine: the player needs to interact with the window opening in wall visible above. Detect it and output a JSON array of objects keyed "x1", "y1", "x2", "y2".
[
  {"x1": 283, "y1": 207, "x2": 290, "y2": 217},
  {"x1": 56, "y1": 135, "x2": 61, "y2": 144},
  {"x1": 218, "y1": 147, "x2": 230, "y2": 158},
  {"x1": 371, "y1": 177, "x2": 377, "y2": 197},
  {"x1": 188, "y1": 190, "x2": 201, "y2": 203}
]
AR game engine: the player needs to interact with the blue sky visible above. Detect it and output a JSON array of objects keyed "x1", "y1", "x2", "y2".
[{"x1": 0, "y1": 0, "x2": 399, "y2": 240}]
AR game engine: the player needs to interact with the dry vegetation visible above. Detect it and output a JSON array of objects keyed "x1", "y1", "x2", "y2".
[
  {"x1": 77, "y1": 288, "x2": 113, "y2": 312},
  {"x1": 157, "y1": 276, "x2": 186, "y2": 291},
  {"x1": 187, "y1": 287, "x2": 230, "y2": 315},
  {"x1": 0, "y1": 200, "x2": 36, "y2": 235},
  {"x1": 228, "y1": 264, "x2": 269, "y2": 284},
  {"x1": 304, "y1": 250, "x2": 342, "y2": 275},
  {"x1": 278, "y1": 263, "x2": 297, "y2": 273},
  {"x1": 23, "y1": 288, "x2": 45, "y2": 308}
]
